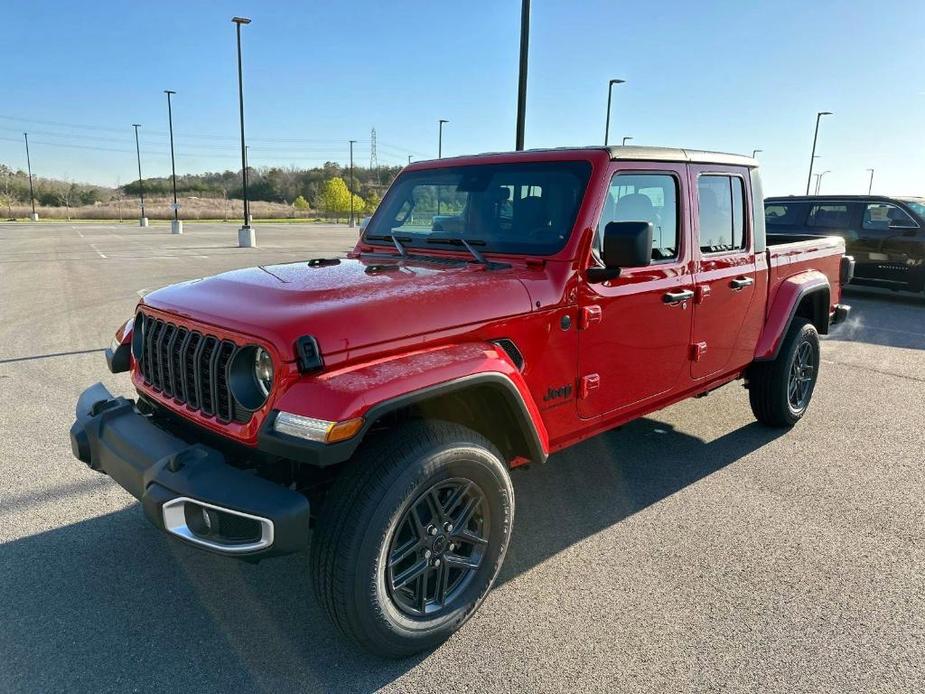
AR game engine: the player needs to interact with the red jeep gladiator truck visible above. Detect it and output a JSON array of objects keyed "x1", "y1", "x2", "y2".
[{"x1": 70, "y1": 146, "x2": 853, "y2": 656}]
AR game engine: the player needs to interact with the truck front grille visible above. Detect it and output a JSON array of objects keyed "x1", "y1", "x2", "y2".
[{"x1": 137, "y1": 313, "x2": 248, "y2": 424}]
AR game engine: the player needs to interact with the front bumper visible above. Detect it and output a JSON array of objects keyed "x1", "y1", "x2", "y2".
[{"x1": 69, "y1": 383, "x2": 310, "y2": 559}]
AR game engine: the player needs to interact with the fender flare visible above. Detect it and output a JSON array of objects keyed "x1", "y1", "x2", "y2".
[
  {"x1": 257, "y1": 345, "x2": 549, "y2": 468},
  {"x1": 754, "y1": 271, "x2": 831, "y2": 362},
  {"x1": 357, "y1": 372, "x2": 548, "y2": 463}
]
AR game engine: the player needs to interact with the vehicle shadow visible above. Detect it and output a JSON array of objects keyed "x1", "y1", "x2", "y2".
[
  {"x1": 825, "y1": 288, "x2": 925, "y2": 351},
  {"x1": 0, "y1": 417, "x2": 784, "y2": 693},
  {"x1": 501, "y1": 417, "x2": 786, "y2": 583}
]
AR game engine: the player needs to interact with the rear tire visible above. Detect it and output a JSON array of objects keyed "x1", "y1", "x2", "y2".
[
  {"x1": 310, "y1": 420, "x2": 514, "y2": 657},
  {"x1": 748, "y1": 318, "x2": 820, "y2": 427}
]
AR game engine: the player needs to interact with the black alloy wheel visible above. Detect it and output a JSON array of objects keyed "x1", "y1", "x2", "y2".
[
  {"x1": 386, "y1": 478, "x2": 489, "y2": 617},
  {"x1": 748, "y1": 317, "x2": 821, "y2": 427},
  {"x1": 788, "y1": 340, "x2": 815, "y2": 412},
  {"x1": 310, "y1": 420, "x2": 515, "y2": 657}
]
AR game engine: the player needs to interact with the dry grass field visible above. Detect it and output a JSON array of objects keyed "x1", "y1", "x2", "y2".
[{"x1": 3, "y1": 196, "x2": 316, "y2": 221}]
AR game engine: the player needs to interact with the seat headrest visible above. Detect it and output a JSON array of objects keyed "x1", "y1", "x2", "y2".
[
  {"x1": 515, "y1": 195, "x2": 549, "y2": 233},
  {"x1": 613, "y1": 193, "x2": 654, "y2": 222}
]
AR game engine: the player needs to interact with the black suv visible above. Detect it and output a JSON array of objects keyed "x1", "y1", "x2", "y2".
[{"x1": 765, "y1": 195, "x2": 925, "y2": 293}]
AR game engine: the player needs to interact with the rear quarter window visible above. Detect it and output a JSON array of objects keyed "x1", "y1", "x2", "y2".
[{"x1": 765, "y1": 202, "x2": 807, "y2": 226}]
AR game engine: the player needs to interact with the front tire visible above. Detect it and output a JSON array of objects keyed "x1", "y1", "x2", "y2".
[
  {"x1": 310, "y1": 420, "x2": 514, "y2": 657},
  {"x1": 748, "y1": 318, "x2": 820, "y2": 427}
]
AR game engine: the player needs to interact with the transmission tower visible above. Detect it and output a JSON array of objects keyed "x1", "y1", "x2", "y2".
[{"x1": 369, "y1": 127, "x2": 380, "y2": 183}]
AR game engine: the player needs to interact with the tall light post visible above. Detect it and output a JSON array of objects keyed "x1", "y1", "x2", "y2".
[
  {"x1": 4, "y1": 171, "x2": 13, "y2": 219},
  {"x1": 164, "y1": 90, "x2": 181, "y2": 234},
  {"x1": 407, "y1": 155, "x2": 412, "y2": 166},
  {"x1": 805, "y1": 111, "x2": 832, "y2": 195},
  {"x1": 232, "y1": 16, "x2": 255, "y2": 247},
  {"x1": 514, "y1": 0, "x2": 530, "y2": 150},
  {"x1": 438, "y1": 119, "x2": 448, "y2": 158},
  {"x1": 132, "y1": 124, "x2": 148, "y2": 227},
  {"x1": 866, "y1": 168, "x2": 875, "y2": 195},
  {"x1": 348, "y1": 139, "x2": 356, "y2": 227},
  {"x1": 604, "y1": 79, "x2": 626, "y2": 146},
  {"x1": 23, "y1": 132, "x2": 37, "y2": 221},
  {"x1": 622, "y1": 136, "x2": 633, "y2": 146},
  {"x1": 752, "y1": 148, "x2": 763, "y2": 158},
  {"x1": 815, "y1": 170, "x2": 831, "y2": 195},
  {"x1": 437, "y1": 120, "x2": 448, "y2": 216}
]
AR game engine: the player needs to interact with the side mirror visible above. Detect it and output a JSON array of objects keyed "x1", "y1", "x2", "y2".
[{"x1": 587, "y1": 221, "x2": 653, "y2": 283}]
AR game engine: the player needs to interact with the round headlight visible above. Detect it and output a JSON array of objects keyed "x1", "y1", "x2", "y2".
[
  {"x1": 230, "y1": 345, "x2": 273, "y2": 411},
  {"x1": 254, "y1": 347, "x2": 274, "y2": 396}
]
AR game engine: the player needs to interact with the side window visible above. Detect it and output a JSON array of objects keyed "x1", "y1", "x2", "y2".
[
  {"x1": 765, "y1": 202, "x2": 807, "y2": 226},
  {"x1": 698, "y1": 175, "x2": 747, "y2": 254},
  {"x1": 807, "y1": 204, "x2": 850, "y2": 228},
  {"x1": 765, "y1": 205, "x2": 788, "y2": 221},
  {"x1": 862, "y1": 203, "x2": 918, "y2": 230},
  {"x1": 600, "y1": 173, "x2": 679, "y2": 260}
]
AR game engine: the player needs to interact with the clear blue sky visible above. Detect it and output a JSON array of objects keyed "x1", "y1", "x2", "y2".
[{"x1": 2, "y1": 0, "x2": 922, "y2": 196}]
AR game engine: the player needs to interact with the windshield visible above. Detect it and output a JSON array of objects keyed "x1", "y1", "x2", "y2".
[
  {"x1": 363, "y1": 161, "x2": 592, "y2": 255},
  {"x1": 899, "y1": 199, "x2": 925, "y2": 218}
]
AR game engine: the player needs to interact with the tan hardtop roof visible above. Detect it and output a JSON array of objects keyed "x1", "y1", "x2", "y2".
[
  {"x1": 412, "y1": 145, "x2": 758, "y2": 168},
  {"x1": 606, "y1": 145, "x2": 757, "y2": 167}
]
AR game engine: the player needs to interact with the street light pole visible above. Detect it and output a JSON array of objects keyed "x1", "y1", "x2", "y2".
[
  {"x1": 514, "y1": 0, "x2": 530, "y2": 150},
  {"x1": 348, "y1": 139, "x2": 356, "y2": 227},
  {"x1": 408, "y1": 155, "x2": 412, "y2": 166},
  {"x1": 604, "y1": 79, "x2": 626, "y2": 146},
  {"x1": 232, "y1": 16, "x2": 255, "y2": 247},
  {"x1": 866, "y1": 168, "x2": 875, "y2": 195},
  {"x1": 752, "y1": 148, "x2": 763, "y2": 158},
  {"x1": 164, "y1": 90, "x2": 181, "y2": 234},
  {"x1": 815, "y1": 170, "x2": 830, "y2": 195},
  {"x1": 132, "y1": 124, "x2": 148, "y2": 227},
  {"x1": 805, "y1": 111, "x2": 832, "y2": 195},
  {"x1": 23, "y1": 132, "x2": 37, "y2": 221},
  {"x1": 438, "y1": 119, "x2": 448, "y2": 158},
  {"x1": 437, "y1": 120, "x2": 448, "y2": 216},
  {"x1": 622, "y1": 136, "x2": 633, "y2": 146}
]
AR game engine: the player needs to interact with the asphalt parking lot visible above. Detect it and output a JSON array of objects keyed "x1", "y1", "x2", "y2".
[{"x1": 1, "y1": 221, "x2": 923, "y2": 693}]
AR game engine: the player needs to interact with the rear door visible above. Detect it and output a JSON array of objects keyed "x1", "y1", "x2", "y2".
[
  {"x1": 857, "y1": 201, "x2": 921, "y2": 286},
  {"x1": 577, "y1": 162, "x2": 694, "y2": 418},
  {"x1": 689, "y1": 166, "x2": 758, "y2": 379}
]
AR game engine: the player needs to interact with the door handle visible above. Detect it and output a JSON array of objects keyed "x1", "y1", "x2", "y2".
[
  {"x1": 730, "y1": 276, "x2": 754, "y2": 290},
  {"x1": 663, "y1": 289, "x2": 694, "y2": 304}
]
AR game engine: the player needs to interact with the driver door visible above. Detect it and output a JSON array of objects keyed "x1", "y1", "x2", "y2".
[{"x1": 577, "y1": 163, "x2": 694, "y2": 419}]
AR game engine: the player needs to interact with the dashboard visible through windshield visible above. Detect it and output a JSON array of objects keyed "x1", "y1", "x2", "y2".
[{"x1": 363, "y1": 161, "x2": 592, "y2": 255}]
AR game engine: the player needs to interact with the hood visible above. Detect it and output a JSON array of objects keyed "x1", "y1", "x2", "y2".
[{"x1": 141, "y1": 256, "x2": 536, "y2": 361}]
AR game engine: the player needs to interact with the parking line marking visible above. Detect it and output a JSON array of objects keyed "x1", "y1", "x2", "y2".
[{"x1": 89, "y1": 243, "x2": 107, "y2": 259}]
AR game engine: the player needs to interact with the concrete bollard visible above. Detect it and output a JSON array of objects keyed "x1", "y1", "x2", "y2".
[
  {"x1": 139, "y1": 217, "x2": 149, "y2": 227},
  {"x1": 30, "y1": 213, "x2": 39, "y2": 222},
  {"x1": 238, "y1": 225, "x2": 256, "y2": 248},
  {"x1": 171, "y1": 220, "x2": 183, "y2": 234}
]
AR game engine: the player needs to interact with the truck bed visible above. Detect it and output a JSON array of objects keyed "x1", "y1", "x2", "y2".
[{"x1": 764, "y1": 234, "x2": 846, "y2": 328}]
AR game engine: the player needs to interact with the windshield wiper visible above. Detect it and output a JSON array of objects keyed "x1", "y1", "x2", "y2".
[
  {"x1": 366, "y1": 234, "x2": 410, "y2": 257},
  {"x1": 426, "y1": 236, "x2": 493, "y2": 267}
]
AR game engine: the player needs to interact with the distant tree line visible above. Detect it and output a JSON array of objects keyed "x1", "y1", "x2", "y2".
[
  {"x1": 120, "y1": 162, "x2": 401, "y2": 212},
  {"x1": 0, "y1": 163, "x2": 108, "y2": 211},
  {"x1": 0, "y1": 161, "x2": 402, "y2": 216}
]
